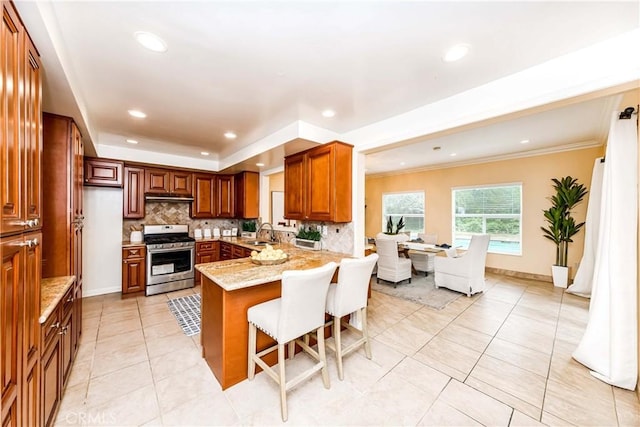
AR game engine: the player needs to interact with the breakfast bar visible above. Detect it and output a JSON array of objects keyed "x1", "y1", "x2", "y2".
[{"x1": 196, "y1": 244, "x2": 350, "y2": 389}]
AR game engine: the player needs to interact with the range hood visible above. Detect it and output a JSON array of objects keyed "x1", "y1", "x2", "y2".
[{"x1": 145, "y1": 194, "x2": 194, "y2": 202}]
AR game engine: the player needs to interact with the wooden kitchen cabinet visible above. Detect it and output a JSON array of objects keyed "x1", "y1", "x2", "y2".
[
  {"x1": 195, "y1": 241, "x2": 219, "y2": 285},
  {"x1": 1, "y1": 2, "x2": 42, "y2": 237},
  {"x1": 219, "y1": 241, "x2": 233, "y2": 260},
  {"x1": 1, "y1": 4, "x2": 43, "y2": 425},
  {"x1": 191, "y1": 173, "x2": 216, "y2": 219},
  {"x1": 216, "y1": 175, "x2": 235, "y2": 218},
  {"x1": 42, "y1": 113, "x2": 84, "y2": 367},
  {"x1": 145, "y1": 168, "x2": 192, "y2": 196},
  {"x1": 122, "y1": 246, "x2": 146, "y2": 295},
  {"x1": 234, "y1": 171, "x2": 259, "y2": 219},
  {"x1": 123, "y1": 166, "x2": 145, "y2": 219},
  {"x1": 83, "y1": 157, "x2": 123, "y2": 188},
  {"x1": 40, "y1": 284, "x2": 75, "y2": 427},
  {"x1": 284, "y1": 141, "x2": 352, "y2": 222}
]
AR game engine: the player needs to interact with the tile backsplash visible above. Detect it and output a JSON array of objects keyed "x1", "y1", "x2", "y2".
[{"x1": 122, "y1": 201, "x2": 354, "y2": 255}]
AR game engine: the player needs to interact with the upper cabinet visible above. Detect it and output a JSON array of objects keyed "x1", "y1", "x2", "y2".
[
  {"x1": 144, "y1": 168, "x2": 192, "y2": 196},
  {"x1": 234, "y1": 171, "x2": 259, "y2": 219},
  {"x1": 216, "y1": 175, "x2": 235, "y2": 218},
  {"x1": 123, "y1": 166, "x2": 145, "y2": 219},
  {"x1": 284, "y1": 141, "x2": 352, "y2": 223},
  {"x1": 83, "y1": 157, "x2": 123, "y2": 188},
  {"x1": 1, "y1": 3, "x2": 42, "y2": 236},
  {"x1": 191, "y1": 173, "x2": 216, "y2": 218}
]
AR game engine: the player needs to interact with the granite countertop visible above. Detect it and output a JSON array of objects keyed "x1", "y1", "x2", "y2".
[
  {"x1": 40, "y1": 276, "x2": 76, "y2": 324},
  {"x1": 195, "y1": 236, "x2": 287, "y2": 251},
  {"x1": 196, "y1": 243, "x2": 350, "y2": 291},
  {"x1": 122, "y1": 240, "x2": 145, "y2": 248}
]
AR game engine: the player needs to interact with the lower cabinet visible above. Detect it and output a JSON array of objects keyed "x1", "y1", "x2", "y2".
[
  {"x1": 220, "y1": 242, "x2": 233, "y2": 260},
  {"x1": 195, "y1": 241, "x2": 219, "y2": 286},
  {"x1": 40, "y1": 285, "x2": 74, "y2": 427},
  {"x1": 122, "y1": 245, "x2": 146, "y2": 295}
]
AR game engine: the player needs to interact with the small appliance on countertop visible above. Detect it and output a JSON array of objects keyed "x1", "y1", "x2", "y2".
[
  {"x1": 213, "y1": 228, "x2": 221, "y2": 237},
  {"x1": 222, "y1": 229, "x2": 232, "y2": 237},
  {"x1": 231, "y1": 227, "x2": 238, "y2": 236},
  {"x1": 194, "y1": 229, "x2": 203, "y2": 239},
  {"x1": 203, "y1": 228, "x2": 212, "y2": 238}
]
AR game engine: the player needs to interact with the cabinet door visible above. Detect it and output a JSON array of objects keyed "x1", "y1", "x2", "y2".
[
  {"x1": 72, "y1": 124, "x2": 83, "y2": 223},
  {"x1": 284, "y1": 153, "x2": 305, "y2": 220},
  {"x1": 234, "y1": 172, "x2": 259, "y2": 219},
  {"x1": 60, "y1": 309, "x2": 73, "y2": 386},
  {"x1": 144, "y1": 168, "x2": 170, "y2": 194},
  {"x1": 231, "y1": 245, "x2": 245, "y2": 259},
  {"x1": 191, "y1": 173, "x2": 215, "y2": 218},
  {"x1": 1, "y1": 237, "x2": 21, "y2": 425},
  {"x1": 122, "y1": 257, "x2": 145, "y2": 294},
  {"x1": 216, "y1": 175, "x2": 235, "y2": 218},
  {"x1": 195, "y1": 251, "x2": 215, "y2": 286},
  {"x1": 83, "y1": 158, "x2": 123, "y2": 187},
  {"x1": 41, "y1": 336, "x2": 61, "y2": 427},
  {"x1": 306, "y1": 144, "x2": 335, "y2": 221},
  {"x1": 1, "y1": 4, "x2": 24, "y2": 236},
  {"x1": 22, "y1": 231, "x2": 40, "y2": 385},
  {"x1": 23, "y1": 36, "x2": 42, "y2": 228},
  {"x1": 219, "y1": 242, "x2": 232, "y2": 260},
  {"x1": 170, "y1": 171, "x2": 192, "y2": 196},
  {"x1": 21, "y1": 362, "x2": 38, "y2": 427},
  {"x1": 123, "y1": 167, "x2": 145, "y2": 219}
]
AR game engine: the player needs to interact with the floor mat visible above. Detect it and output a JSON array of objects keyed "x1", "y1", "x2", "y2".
[
  {"x1": 371, "y1": 273, "x2": 461, "y2": 310},
  {"x1": 167, "y1": 294, "x2": 201, "y2": 336}
]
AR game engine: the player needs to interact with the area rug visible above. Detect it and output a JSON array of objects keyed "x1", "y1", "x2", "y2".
[
  {"x1": 371, "y1": 274, "x2": 460, "y2": 310},
  {"x1": 167, "y1": 294, "x2": 201, "y2": 336}
]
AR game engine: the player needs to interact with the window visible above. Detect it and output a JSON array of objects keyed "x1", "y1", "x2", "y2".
[
  {"x1": 452, "y1": 184, "x2": 522, "y2": 255},
  {"x1": 382, "y1": 191, "x2": 425, "y2": 233}
]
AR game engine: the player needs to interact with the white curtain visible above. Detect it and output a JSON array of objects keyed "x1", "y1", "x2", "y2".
[
  {"x1": 572, "y1": 111, "x2": 638, "y2": 390},
  {"x1": 567, "y1": 157, "x2": 604, "y2": 297}
]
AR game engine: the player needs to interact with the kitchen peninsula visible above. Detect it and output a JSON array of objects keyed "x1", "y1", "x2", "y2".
[{"x1": 196, "y1": 243, "x2": 350, "y2": 389}]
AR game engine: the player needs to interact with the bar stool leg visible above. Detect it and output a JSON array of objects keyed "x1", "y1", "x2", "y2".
[
  {"x1": 278, "y1": 343, "x2": 288, "y2": 421},
  {"x1": 288, "y1": 341, "x2": 295, "y2": 360},
  {"x1": 361, "y1": 308, "x2": 372, "y2": 359},
  {"x1": 248, "y1": 323, "x2": 257, "y2": 379},
  {"x1": 333, "y1": 316, "x2": 344, "y2": 380},
  {"x1": 317, "y1": 326, "x2": 330, "y2": 389}
]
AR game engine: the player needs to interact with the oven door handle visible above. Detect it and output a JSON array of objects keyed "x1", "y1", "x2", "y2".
[{"x1": 147, "y1": 247, "x2": 194, "y2": 254}]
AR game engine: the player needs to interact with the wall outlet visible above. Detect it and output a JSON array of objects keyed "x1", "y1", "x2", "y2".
[{"x1": 322, "y1": 225, "x2": 328, "y2": 235}]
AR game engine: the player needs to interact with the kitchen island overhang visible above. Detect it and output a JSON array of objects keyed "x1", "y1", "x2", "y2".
[{"x1": 196, "y1": 244, "x2": 352, "y2": 389}]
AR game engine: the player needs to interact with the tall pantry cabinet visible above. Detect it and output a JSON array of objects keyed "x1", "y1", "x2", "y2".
[
  {"x1": 41, "y1": 113, "x2": 84, "y2": 363},
  {"x1": 1, "y1": 2, "x2": 43, "y2": 426}
]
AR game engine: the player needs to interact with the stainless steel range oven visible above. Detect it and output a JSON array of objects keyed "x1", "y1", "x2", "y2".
[{"x1": 144, "y1": 224, "x2": 195, "y2": 296}]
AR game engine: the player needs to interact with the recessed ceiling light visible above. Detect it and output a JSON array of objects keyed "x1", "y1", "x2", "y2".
[
  {"x1": 400, "y1": 161, "x2": 406, "y2": 166},
  {"x1": 450, "y1": 153, "x2": 457, "y2": 157},
  {"x1": 201, "y1": 151, "x2": 209, "y2": 156},
  {"x1": 256, "y1": 163, "x2": 265, "y2": 167},
  {"x1": 126, "y1": 139, "x2": 138, "y2": 144},
  {"x1": 134, "y1": 31, "x2": 167, "y2": 53},
  {"x1": 322, "y1": 109, "x2": 336, "y2": 118},
  {"x1": 224, "y1": 132, "x2": 237, "y2": 139},
  {"x1": 443, "y1": 43, "x2": 471, "y2": 62},
  {"x1": 520, "y1": 139, "x2": 530, "y2": 144},
  {"x1": 128, "y1": 109, "x2": 147, "y2": 118}
]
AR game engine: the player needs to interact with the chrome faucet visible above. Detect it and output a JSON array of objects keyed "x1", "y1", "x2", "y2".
[{"x1": 257, "y1": 222, "x2": 275, "y2": 242}]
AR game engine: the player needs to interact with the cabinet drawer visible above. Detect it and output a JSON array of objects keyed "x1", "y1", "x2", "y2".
[
  {"x1": 42, "y1": 307, "x2": 61, "y2": 350},
  {"x1": 62, "y1": 287, "x2": 74, "y2": 317},
  {"x1": 232, "y1": 245, "x2": 245, "y2": 258},
  {"x1": 123, "y1": 246, "x2": 146, "y2": 260},
  {"x1": 196, "y1": 242, "x2": 215, "y2": 252}
]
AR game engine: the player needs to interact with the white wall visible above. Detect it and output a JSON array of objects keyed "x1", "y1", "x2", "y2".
[{"x1": 83, "y1": 187, "x2": 123, "y2": 297}]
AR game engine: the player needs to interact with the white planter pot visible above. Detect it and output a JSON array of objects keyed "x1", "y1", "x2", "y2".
[
  {"x1": 551, "y1": 265, "x2": 569, "y2": 288},
  {"x1": 295, "y1": 238, "x2": 321, "y2": 251}
]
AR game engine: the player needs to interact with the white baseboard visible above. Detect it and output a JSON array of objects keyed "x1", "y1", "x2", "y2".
[{"x1": 83, "y1": 286, "x2": 121, "y2": 298}]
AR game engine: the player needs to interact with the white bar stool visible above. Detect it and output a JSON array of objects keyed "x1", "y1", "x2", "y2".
[
  {"x1": 247, "y1": 262, "x2": 337, "y2": 422},
  {"x1": 325, "y1": 254, "x2": 379, "y2": 380}
]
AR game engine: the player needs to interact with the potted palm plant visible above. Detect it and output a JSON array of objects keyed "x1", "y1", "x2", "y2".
[{"x1": 541, "y1": 176, "x2": 588, "y2": 287}]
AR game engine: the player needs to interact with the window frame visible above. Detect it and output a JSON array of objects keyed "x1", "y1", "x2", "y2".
[
  {"x1": 451, "y1": 182, "x2": 522, "y2": 256},
  {"x1": 381, "y1": 190, "x2": 425, "y2": 234}
]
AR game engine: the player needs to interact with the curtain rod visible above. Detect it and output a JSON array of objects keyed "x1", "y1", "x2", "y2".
[{"x1": 619, "y1": 105, "x2": 638, "y2": 120}]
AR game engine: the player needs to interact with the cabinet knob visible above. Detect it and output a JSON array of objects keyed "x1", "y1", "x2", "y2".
[
  {"x1": 124, "y1": 260, "x2": 128, "y2": 264},
  {"x1": 50, "y1": 321, "x2": 60, "y2": 329},
  {"x1": 66, "y1": 296, "x2": 74, "y2": 303}
]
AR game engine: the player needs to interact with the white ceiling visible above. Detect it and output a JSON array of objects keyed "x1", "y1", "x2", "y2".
[{"x1": 15, "y1": 1, "x2": 640, "y2": 174}]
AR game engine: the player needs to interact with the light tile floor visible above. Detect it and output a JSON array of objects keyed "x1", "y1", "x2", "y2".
[{"x1": 54, "y1": 273, "x2": 640, "y2": 426}]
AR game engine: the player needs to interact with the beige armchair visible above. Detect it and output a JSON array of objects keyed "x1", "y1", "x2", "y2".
[
  {"x1": 375, "y1": 238, "x2": 412, "y2": 287},
  {"x1": 434, "y1": 234, "x2": 490, "y2": 297}
]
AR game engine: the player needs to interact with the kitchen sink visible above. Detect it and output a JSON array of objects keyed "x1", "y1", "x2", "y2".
[{"x1": 245, "y1": 240, "x2": 271, "y2": 246}]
